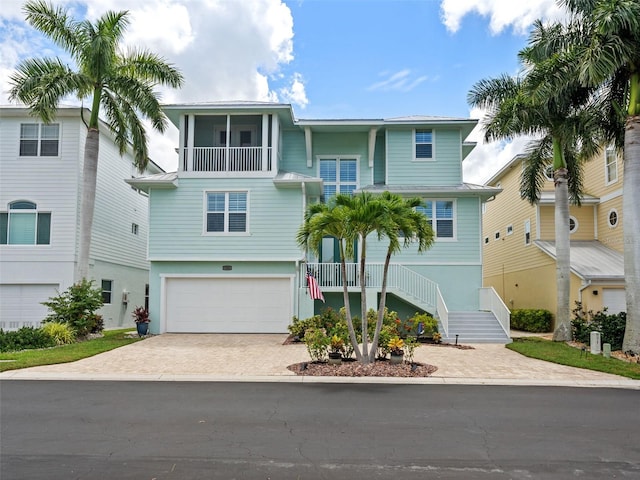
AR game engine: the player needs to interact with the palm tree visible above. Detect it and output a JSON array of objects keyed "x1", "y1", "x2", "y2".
[
  {"x1": 554, "y1": 0, "x2": 640, "y2": 353},
  {"x1": 367, "y1": 192, "x2": 434, "y2": 363},
  {"x1": 296, "y1": 197, "x2": 362, "y2": 361},
  {"x1": 468, "y1": 19, "x2": 601, "y2": 341},
  {"x1": 8, "y1": 0, "x2": 183, "y2": 280}
]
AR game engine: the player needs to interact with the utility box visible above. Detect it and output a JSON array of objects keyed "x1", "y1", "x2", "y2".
[
  {"x1": 603, "y1": 343, "x2": 611, "y2": 358},
  {"x1": 590, "y1": 331, "x2": 602, "y2": 355}
]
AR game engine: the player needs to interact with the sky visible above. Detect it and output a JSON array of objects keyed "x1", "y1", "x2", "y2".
[{"x1": 0, "y1": 0, "x2": 569, "y2": 184}]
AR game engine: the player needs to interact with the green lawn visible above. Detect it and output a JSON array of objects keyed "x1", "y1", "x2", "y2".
[
  {"x1": 0, "y1": 329, "x2": 142, "y2": 372},
  {"x1": 507, "y1": 337, "x2": 640, "y2": 380}
]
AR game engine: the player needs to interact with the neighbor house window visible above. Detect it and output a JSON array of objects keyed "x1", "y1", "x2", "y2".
[
  {"x1": 131, "y1": 223, "x2": 139, "y2": 235},
  {"x1": 506, "y1": 224, "x2": 514, "y2": 235},
  {"x1": 20, "y1": 123, "x2": 59, "y2": 156},
  {"x1": 319, "y1": 157, "x2": 357, "y2": 200},
  {"x1": 524, "y1": 219, "x2": 531, "y2": 245},
  {"x1": 414, "y1": 129, "x2": 433, "y2": 160},
  {"x1": 608, "y1": 209, "x2": 618, "y2": 228},
  {"x1": 144, "y1": 284, "x2": 149, "y2": 311},
  {"x1": 101, "y1": 280, "x2": 113, "y2": 304},
  {"x1": 494, "y1": 231, "x2": 500, "y2": 240},
  {"x1": 206, "y1": 191, "x2": 248, "y2": 233},
  {"x1": 605, "y1": 146, "x2": 618, "y2": 184},
  {"x1": 569, "y1": 216, "x2": 578, "y2": 233},
  {"x1": 0, "y1": 201, "x2": 51, "y2": 245},
  {"x1": 544, "y1": 165, "x2": 554, "y2": 181},
  {"x1": 417, "y1": 200, "x2": 454, "y2": 239}
]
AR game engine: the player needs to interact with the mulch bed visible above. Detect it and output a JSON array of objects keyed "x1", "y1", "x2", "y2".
[{"x1": 287, "y1": 358, "x2": 438, "y2": 377}]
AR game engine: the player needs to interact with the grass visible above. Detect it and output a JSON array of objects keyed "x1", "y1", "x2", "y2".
[
  {"x1": 507, "y1": 337, "x2": 640, "y2": 380},
  {"x1": 0, "y1": 329, "x2": 142, "y2": 373}
]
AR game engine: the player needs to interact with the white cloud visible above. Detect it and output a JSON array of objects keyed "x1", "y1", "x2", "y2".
[
  {"x1": 440, "y1": 0, "x2": 567, "y2": 35},
  {"x1": 279, "y1": 72, "x2": 308, "y2": 108},
  {"x1": 367, "y1": 69, "x2": 430, "y2": 93},
  {"x1": 463, "y1": 107, "x2": 537, "y2": 184}
]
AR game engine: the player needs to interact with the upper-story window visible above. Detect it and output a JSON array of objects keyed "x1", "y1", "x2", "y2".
[
  {"x1": 0, "y1": 201, "x2": 51, "y2": 245},
  {"x1": 319, "y1": 158, "x2": 357, "y2": 200},
  {"x1": 417, "y1": 200, "x2": 454, "y2": 239},
  {"x1": 605, "y1": 146, "x2": 618, "y2": 184},
  {"x1": 414, "y1": 129, "x2": 433, "y2": 160},
  {"x1": 20, "y1": 123, "x2": 59, "y2": 156},
  {"x1": 205, "y1": 191, "x2": 248, "y2": 233}
]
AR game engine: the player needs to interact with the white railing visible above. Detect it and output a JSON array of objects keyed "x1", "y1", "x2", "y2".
[
  {"x1": 479, "y1": 287, "x2": 511, "y2": 335},
  {"x1": 182, "y1": 147, "x2": 272, "y2": 172},
  {"x1": 302, "y1": 263, "x2": 438, "y2": 309},
  {"x1": 436, "y1": 286, "x2": 449, "y2": 337}
]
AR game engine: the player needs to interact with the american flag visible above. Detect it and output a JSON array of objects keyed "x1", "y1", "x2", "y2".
[{"x1": 306, "y1": 269, "x2": 325, "y2": 302}]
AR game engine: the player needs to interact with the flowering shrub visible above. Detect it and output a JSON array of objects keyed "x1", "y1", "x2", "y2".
[{"x1": 132, "y1": 306, "x2": 150, "y2": 324}]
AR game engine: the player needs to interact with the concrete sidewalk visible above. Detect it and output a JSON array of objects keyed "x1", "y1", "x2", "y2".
[{"x1": 1, "y1": 333, "x2": 639, "y2": 389}]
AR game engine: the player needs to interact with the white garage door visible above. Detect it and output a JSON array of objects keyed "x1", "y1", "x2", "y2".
[
  {"x1": 0, "y1": 284, "x2": 59, "y2": 330},
  {"x1": 165, "y1": 276, "x2": 292, "y2": 333},
  {"x1": 602, "y1": 288, "x2": 626, "y2": 315}
]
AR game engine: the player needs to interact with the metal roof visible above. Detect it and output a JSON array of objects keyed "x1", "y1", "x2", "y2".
[{"x1": 535, "y1": 240, "x2": 624, "y2": 281}]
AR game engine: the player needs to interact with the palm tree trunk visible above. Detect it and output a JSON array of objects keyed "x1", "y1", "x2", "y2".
[
  {"x1": 75, "y1": 127, "x2": 99, "y2": 280},
  {"x1": 553, "y1": 166, "x2": 572, "y2": 341},
  {"x1": 622, "y1": 114, "x2": 640, "y2": 354},
  {"x1": 369, "y1": 250, "x2": 392, "y2": 363},
  {"x1": 339, "y1": 241, "x2": 362, "y2": 361},
  {"x1": 360, "y1": 236, "x2": 370, "y2": 363}
]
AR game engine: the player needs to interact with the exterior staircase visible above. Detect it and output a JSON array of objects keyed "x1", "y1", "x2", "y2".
[{"x1": 441, "y1": 311, "x2": 511, "y2": 344}]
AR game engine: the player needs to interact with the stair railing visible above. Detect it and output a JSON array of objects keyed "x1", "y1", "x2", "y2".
[{"x1": 479, "y1": 287, "x2": 510, "y2": 335}]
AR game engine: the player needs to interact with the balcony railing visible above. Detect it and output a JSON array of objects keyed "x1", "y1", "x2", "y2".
[
  {"x1": 181, "y1": 147, "x2": 273, "y2": 172},
  {"x1": 302, "y1": 263, "x2": 438, "y2": 310}
]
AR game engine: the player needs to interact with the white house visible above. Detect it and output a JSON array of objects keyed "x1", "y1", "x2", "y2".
[{"x1": 0, "y1": 106, "x2": 162, "y2": 330}]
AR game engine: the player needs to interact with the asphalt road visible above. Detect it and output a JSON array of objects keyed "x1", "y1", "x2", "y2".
[{"x1": 1, "y1": 381, "x2": 639, "y2": 479}]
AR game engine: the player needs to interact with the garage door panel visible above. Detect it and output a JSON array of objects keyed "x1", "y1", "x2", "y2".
[
  {"x1": 0, "y1": 284, "x2": 59, "y2": 330},
  {"x1": 166, "y1": 277, "x2": 291, "y2": 333},
  {"x1": 602, "y1": 288, "x2": 626, "y2": 315}
]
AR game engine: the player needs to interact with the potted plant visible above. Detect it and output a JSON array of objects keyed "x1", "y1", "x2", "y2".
[
  {"x1": 132, "y1": 306, "x2": 150, "y2": 337},
  {"x1": 328, "y1": 334, "x2": 344, "y2": 365},
  {"x1": 387, "y1": 336, "x2": 405, "y2": 364}
]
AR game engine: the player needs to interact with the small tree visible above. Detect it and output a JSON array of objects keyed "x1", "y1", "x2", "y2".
[{"x1": 42, "y1": 279, "x2": 104, "y2": 336}]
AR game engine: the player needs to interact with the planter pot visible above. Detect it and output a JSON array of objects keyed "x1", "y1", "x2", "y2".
[
  {"x1": 136, "y1": 322, "x2": 149, "y2": 337},
  {"x1": 390, "y1": 352, "x2": 404, "y2": 365},
  {"x1": 328, "y1": 352, "x2": 342, "y2": 365}
]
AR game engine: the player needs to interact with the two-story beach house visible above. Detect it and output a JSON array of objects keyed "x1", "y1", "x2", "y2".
[
  {"x1": 0, "y1": 106, "x2": 162, "y2": 330},
  {"x1": 129, "y1": 102, "x2": 509, "y2": 342},
  {"x1": 482, "y1": 149, "x2": 626, "y2": 319}
]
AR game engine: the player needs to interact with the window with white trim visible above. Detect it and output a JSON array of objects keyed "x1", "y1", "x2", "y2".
[
  {"x1": 608, "y1": 209, "x2": 619, "y2": 228},
  {"x1": 414, "y1": 129, "x2": 433, "y2": 160},
  {"x1": 569, "y1": 216, "x2": 578, "y2": 233},
  {"x1": 0, "y1": 201, "x2": 51, "y2": 245},
  {"x1": 20, "y1": 123, "x2": 59, "y2": 156},
  {"x1": 506, "y1": 224, "x2": 514, "y2": 235},
  {"x1": 605, "y1": 146, "x2": 618, "y2": 184},
  {"x1": 417, "y1": 200, "x2": 454, "y2": 239},
  {"x1": 206, "y1": 192, "x2": 247, "y2": 233},
  {"x1": 319, "y1": 158, "x2": 357, "y2": 200},
  {"x1": 524, "y1": 219, "x2": 531, "y2": 245},
  {"x1": 494, "y1": 231, "x2": 500, "y2": 240},
  {"x1": 544, "y1": 165, "x2": 554, "y2": 181},
  {"x1": 101, "y1": 280, "x2": 113, "y2": 304}
]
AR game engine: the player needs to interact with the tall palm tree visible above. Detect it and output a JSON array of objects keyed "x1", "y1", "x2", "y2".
[
  {"x1": 9, "y1": 0, "x2": 183, "y2": 280},
  {"x1": 555, "y1": 0, "x2": 640, "y2": 353},
  {"x1": 468, "y1": 19, "x2": 601, "y2": 341},
  {"x1": 296, "y1": 197, "x2": 362, "y2": 361},
  {"x1": 367, "y1": 192, "x2": 434, "y2": 363}
]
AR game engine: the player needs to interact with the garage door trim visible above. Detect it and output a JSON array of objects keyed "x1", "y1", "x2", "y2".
[{"x1": 160, "y1": 274, "x2": 295, "y2": 333}]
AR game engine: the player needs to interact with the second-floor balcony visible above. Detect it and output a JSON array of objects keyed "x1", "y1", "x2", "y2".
[{"x1": 181, "y1": 146, "x2": 273, "y2": 173}]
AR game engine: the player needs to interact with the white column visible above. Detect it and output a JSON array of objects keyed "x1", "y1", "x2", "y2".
[
  {"x1": 187, "y1": 114, "x2": 195, "y2": 172},
  {"x1": 262, "y1": 114, "x2": 269, "y2": 171}
]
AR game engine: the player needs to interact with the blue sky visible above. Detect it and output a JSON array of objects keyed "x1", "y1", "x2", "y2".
[{"x1": 0, "y1": 0, "x2": 567, "y2": 181}]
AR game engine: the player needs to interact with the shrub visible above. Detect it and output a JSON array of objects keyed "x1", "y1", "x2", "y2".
[
  {"x1": 303, "y1": 327, "x2": 329, "y2": 362},
  {"x1": 40, "y1": 322, "x2": 76, "y2": 345},
  {"x1": 571, "y1": 302, "x2": 626, "y2": 351},
  {"x1": 0, "y1": 327, "x2": 56, "y2": 353},
  {"x1": 511, "y1": 309, "x2": 553, "y2": 333},
  {"x1": 42, "y1": 279, "x2": 104, "y2": 336}
]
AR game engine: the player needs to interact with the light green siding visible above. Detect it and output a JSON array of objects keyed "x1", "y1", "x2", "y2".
[
  {"x1": 386, "y1": 128, "x2": 462, "y2": 185},
  {"x1": 280, "y1": 130, "x2": 308, "y2": 173},
  {"x1": 149, "y1": 178, "x2": 304, "y2": 260}
]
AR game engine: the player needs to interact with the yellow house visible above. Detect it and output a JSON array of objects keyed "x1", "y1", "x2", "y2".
[{"x1": 482, "y1": 147, "x2": 625, "y2": 323}]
